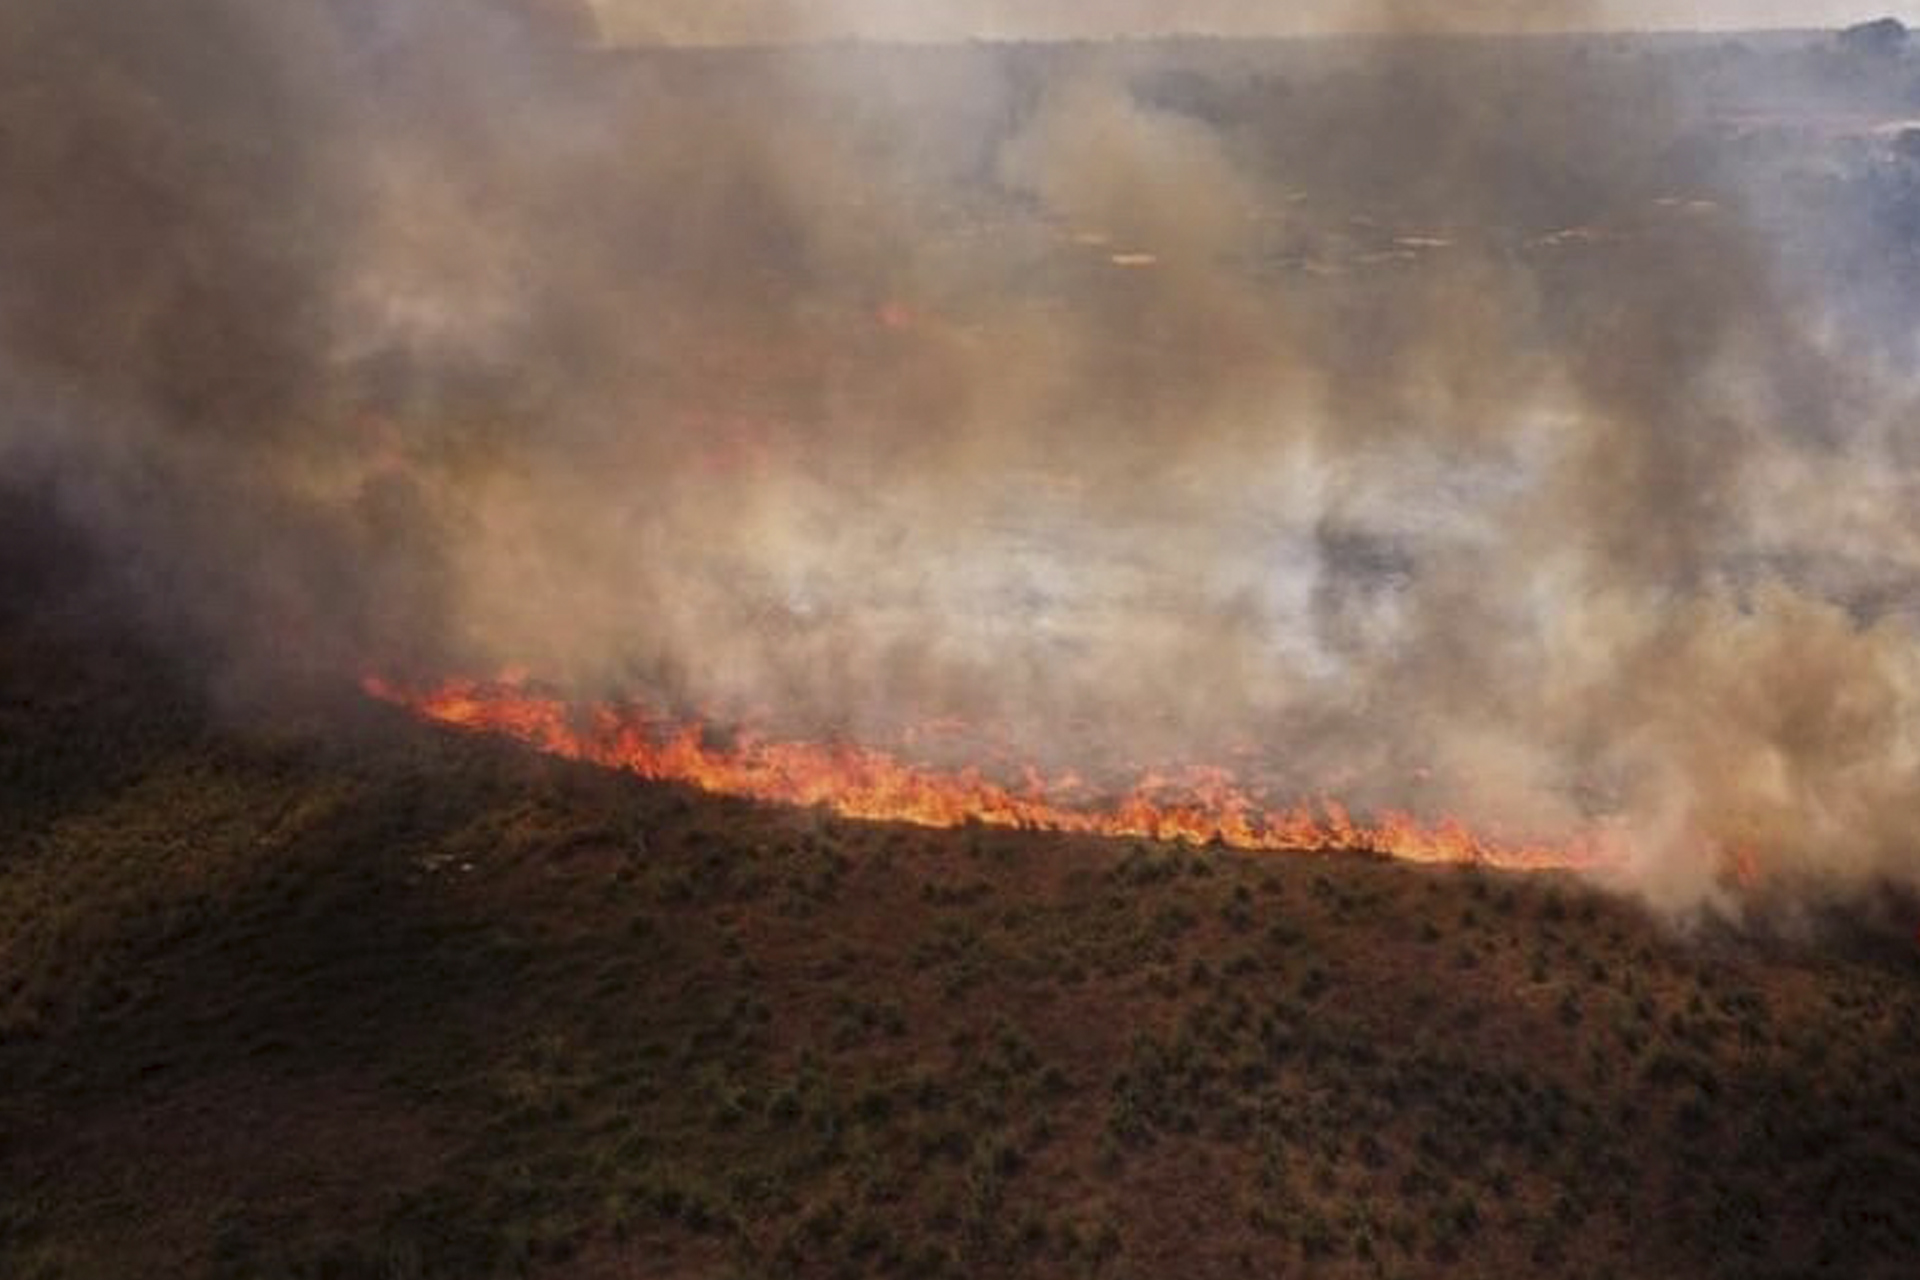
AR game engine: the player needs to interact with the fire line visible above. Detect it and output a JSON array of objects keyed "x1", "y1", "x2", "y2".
[{"x1": 365, "y1": 675, "x2": 1621, "y2": 873}]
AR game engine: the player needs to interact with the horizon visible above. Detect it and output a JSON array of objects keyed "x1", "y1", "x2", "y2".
[{"x1": 588, "y1": 2, "x2": 1918, "y2": 47}]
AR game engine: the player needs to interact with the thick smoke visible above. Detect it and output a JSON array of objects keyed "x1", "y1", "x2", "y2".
[{"x1": 4, "y1": 0, "x2": 1918, "y2": 912}]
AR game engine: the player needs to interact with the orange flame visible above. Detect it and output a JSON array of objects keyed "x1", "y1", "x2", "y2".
[{"x1": 364, "y1": 675, "x2": 1623, "y2": 873}]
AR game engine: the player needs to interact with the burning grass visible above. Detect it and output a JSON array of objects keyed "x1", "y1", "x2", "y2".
[{"x1": 364, "y1": 675, "x2": 1626, "y2": 875}]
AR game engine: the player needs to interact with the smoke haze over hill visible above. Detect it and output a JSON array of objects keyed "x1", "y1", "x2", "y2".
[{"x1": 4, "y1": 0, "x2": 1919, "y2": 912}]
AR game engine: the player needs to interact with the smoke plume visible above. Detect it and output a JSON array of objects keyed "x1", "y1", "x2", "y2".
[{"x1": 5, "y1": 0, "x2": 1918, "y2": 912}]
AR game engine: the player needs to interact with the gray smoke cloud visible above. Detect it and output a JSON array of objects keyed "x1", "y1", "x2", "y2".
[{"x1": 4, "y1": 0, "x2": 1918, "y2": 913}]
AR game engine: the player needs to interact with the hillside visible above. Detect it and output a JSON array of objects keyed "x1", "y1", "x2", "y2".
[{"x1": 2, "y1": 583, "x2": 1918, "y2": 1280}]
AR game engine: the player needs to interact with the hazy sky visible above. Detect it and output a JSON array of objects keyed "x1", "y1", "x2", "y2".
[{"x1": 592, "y1": 1, "x2": 1916, "y2": 44}]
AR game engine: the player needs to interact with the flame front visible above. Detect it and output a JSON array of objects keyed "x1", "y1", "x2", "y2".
[{"x1": 365, "y1": 676, "x2": 1621, "y2": 873}]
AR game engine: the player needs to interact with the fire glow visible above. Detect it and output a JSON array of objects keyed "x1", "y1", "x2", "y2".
[{"x1": 366, "y1": 675, "x2": 1625, "y2": 873}]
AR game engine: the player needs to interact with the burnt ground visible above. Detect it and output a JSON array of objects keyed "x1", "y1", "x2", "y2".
[{"x1": 2, "y1": 579, "x2": 1918, "y2": 1280}]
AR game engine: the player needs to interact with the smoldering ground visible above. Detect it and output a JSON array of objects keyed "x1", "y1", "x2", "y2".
[{"x1": 2, "y1": 0, "x2": 1917, "y2": 911}]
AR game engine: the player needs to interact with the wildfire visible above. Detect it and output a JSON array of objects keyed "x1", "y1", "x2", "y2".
[{"x1": 364, "y1": 675, "x2": 1621, "y2": 873}]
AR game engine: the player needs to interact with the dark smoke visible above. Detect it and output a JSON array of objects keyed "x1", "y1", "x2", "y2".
[{"x1": 4, "y1": 0, "x2": 1918, "y2": 911}]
